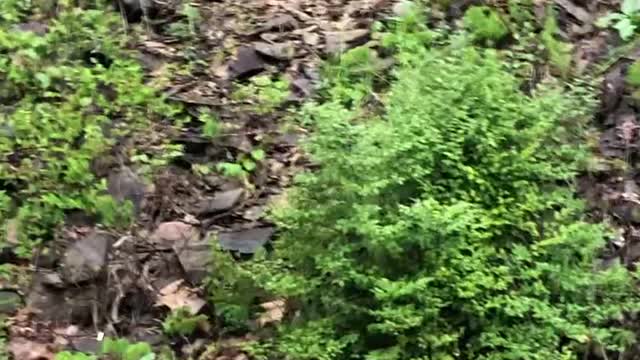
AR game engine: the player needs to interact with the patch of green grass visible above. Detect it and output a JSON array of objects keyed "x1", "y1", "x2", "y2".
[{"x1": 0, "y1": 2, "x2": 183, "y2": 256}]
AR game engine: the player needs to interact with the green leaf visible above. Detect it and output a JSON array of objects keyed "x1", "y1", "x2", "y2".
[
  {"x1": 622, "y1": 0, "x2": 640, "y2": 15},
  {"x1": 595, "y1": 13, "x2": 626, "y2": 28},
  {"x1": 35, "y1": 72, "x2": 50, "y2": 88},
  {"x1": 614, "y1": 17, "x2": 637, "y2": 39},
  {"x1": 251, "y1": 149, "x2": 266, "y2": 161}
]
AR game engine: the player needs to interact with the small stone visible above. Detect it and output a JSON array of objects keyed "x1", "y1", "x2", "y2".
[
  {"x1": 302, "y1": 31, "x2": 320, "y2": 46},
  {"x1": 197, "y1": 188, "x2": 244, "y2": 215},
  {"x1": 218, "y1": 227, "x2": 275, "y2": 254},
  {"x1": 174, "y1": 239, "x2": 212, "y2": 285},
  {"x1": 151, "y1": 222, "x2": 200, "y2": 246},
  {"x1": 392, "y1": 0, "x2": 416, "y2": 17},
  {"x1": 325, "y1": 29, "x2": 369, "y2": 55},
  {"x1": 243, "y1": 206, "x2": 266, "y2": 221},
  {"x1": 107, "y1": 166, "x2": 147, "y2": 214},
  {"x1": 71, "y1": 337, "x2": 100, "y2": 354},
  {"x1": 229, "y1": 47, "x2": 266, "y2": 79},
  {"x1": 61, "y1": 231, "x2": 114, "y2": 284},
  {"x1": 0, "y1": 290, "x2": 22, "y2": 314},
  {"x1": 253, "y1": 41, "x2": 296, "y2": 60},
  {"x1": 39, "y1": 271, "x2": 65, "y2": 288},
  {"x1": 252, "y1": 14, "x2": 298, "y2": 34}
]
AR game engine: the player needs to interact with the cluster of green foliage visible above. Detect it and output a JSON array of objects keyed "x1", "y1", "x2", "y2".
[
  {"x1": 100, "y1": 337, "x2": 155, "y2": 360},
  {"x1": 597, "y1": 0, "x2": 640, "y2": 41},
  {"x1": 162, "y1": 306, "x2": 209, "y2": 337},
  {"x1": 0, "y1": 2, "x2": 182, "y2": 255},
  {"x1": 463, "y1": 6, "x2": 509, "y2": 44},
  {"x1": 225, "y1": 10, "x2": 640, "y2": 360},
  {"x1": 232, "y1": 75, "x2": 290, "y2": 114},
  {"x1": 540, "y1": 8, "x2": 573, "y2": 77}
]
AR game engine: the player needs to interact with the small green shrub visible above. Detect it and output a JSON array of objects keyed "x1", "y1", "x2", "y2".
[
  {"x1": 596, "y1": 0, "x2": 640, "y2": 41},
  {"x1": 237, "y1": 19, "x2": 639, "y2": 360},
  {"x1": 0, "y1": 3, "x2": 182, "y2": 255},
  {"x1": 232, "y1": 75, "x2": 290, "y2": 114},
  {"x1": 541, "y1": 8, "x2": 573, "y2": 77},
  {"x1": 101, "y1": 337, "x2": 155, "y2": 360},
  {"x1": 627, "y1": 60, "x2": 640, "y2": 86},
  {"x1": 162, "y1": 307, "x2": 209, "y2": 337},
  {"x1": 463, "y1": 6, "x2": 510, "y2": 44}
]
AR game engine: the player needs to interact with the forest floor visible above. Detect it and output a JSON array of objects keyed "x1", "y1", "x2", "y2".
[{"x1": 2, "y1": 0, "x2": 640, "y2": 359}]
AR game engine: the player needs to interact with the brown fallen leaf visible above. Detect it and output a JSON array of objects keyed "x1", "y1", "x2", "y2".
[
  {"x1": 156, "y1": 279, "x2": 206, "y2": 314},
  {"x1": 256, "y1": 299, "x2": 285, "y2": 327},
  {"x1": 8, "y1": 337, "x2": 55, "y2": 360}
]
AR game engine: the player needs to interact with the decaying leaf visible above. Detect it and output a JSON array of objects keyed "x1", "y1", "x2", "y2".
[{"x1": 156, "y1": 279, "x2": 206, "y2": 314}]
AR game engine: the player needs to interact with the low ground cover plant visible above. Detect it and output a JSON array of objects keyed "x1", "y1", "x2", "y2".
[
  {"x1": 233, "y1": 9, "x2": 640, "y2": 360},
  {"x1": 0, "y1": 2, "x2": 182, "y2": 255}
]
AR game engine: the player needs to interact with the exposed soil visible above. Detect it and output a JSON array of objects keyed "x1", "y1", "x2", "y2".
[{"x1": 3, "y1": 0, "x2": 640, "y2": 359}]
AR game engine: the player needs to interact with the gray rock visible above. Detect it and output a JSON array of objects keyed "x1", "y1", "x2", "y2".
[
  {"x1": 39, "y1": 271, "x2": 65, "y2": 288},
  {"x1": 174, "y1": 239, "x2": 212, "y2": 285},
  {"x1": 61, "y1": 231, "x2": 114, "y2": 284},
  {"x1": 71, "y1": 337, "x2": 100, "y2": 354},
  {"x1": 0, "y1": 291, "x2": 22, "y2": 314},
  {"x1": 150, "y1": 222, "x2": 200, "y2": 247},
  {"x1": 218, "y1": 227, "x2": 274, "y2": 254},
  {"x1": 325, "y1": 29, "x2": 369, "y2": 55},
  {"x1": 254, "y1": 41, "x2": 295, "y2": 60},
  {"x1": 229, "y1": 47, "x2": 266, "y2": 79},
  {"x1": 197, "y1": 188, "x2": 244, "y2": 215},
  {"x1": 251, "y1": 14, "x2": 298, "y2": 34},
  {"x1": 107, "y1": 166, "x2": 147, "y2": 213},
  {"x1": 26, "y1": 279, "x2": 66, "y2": 321}
]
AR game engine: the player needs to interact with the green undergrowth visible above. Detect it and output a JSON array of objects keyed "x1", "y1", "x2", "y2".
[
  {"x1": 221, "y1": 7, "x2": 640, "y2": 360},
  {"x1": 0, "y1": 2, "x2": 183, "y2": 255}
]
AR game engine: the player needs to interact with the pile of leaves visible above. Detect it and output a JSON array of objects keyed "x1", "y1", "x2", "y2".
[{"x1": 232, "y1": 10, "x2": 640, "y2": 360}]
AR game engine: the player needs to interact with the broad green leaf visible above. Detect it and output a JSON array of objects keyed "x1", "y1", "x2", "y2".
[
  {"x1": 622, "y1": 0, "x2": 640, "y2": 15},
  {"x1": 614, "y1": 18, "x2": 637, "y2": 39}
]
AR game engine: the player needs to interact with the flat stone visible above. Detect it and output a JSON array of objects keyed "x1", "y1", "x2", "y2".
[
  {"x1": 229, "y1": 47, "x2": 265, "y2": 79},
  {"x1": 254, "y1": 41, "x2": 295, "y2": 60},
  {"x1": 71, "y1": 337, "x2": 100, "y2": 354},
  {"x1": 151, "y1": 222, "x2": 200, "y2": 246},
  {"x1": 196, "y1": 188, "x2": 244, "y2": 215},
  {"x1": 0, "y1": 291, "x2": 22, "y2": 314},
  {"x1": 251, "y1": 14, "x2": 298, "y2": 34},
  {"x1": 26, "y1": 279, "x2": 66, "y2": 322},
  {"x1": 39, "y1": 271, "x2": 65, "y2": 288},
  {"x1": 61, "y1": 231, "x2": 114, "y2": 284},
  {"x1": 218, "y1": 227, "x2": 274, "y2": 254},
  {"x1": 174, "y1": 239, "x2": 212, "y2": 285},
  {"x1": 325, "y1": 29, "x2": 369, "y2": 55}
]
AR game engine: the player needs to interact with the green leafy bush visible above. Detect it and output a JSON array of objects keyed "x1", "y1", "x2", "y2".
[
  {"x1": 463, "y1": 6, "x2": 510, "y2": 44},
  {"x1": 101, "y1": 337, "x2": 155, "y2": 360},
  {"x1": 242, "y1": 23, "x2": 639, "y2": 360},
  {"x1": 162, "y1": 306, "x2": 209, "y2": 337},
  {"x1": 0, "y1": 3, "x2": 182, "y2": 255}
]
